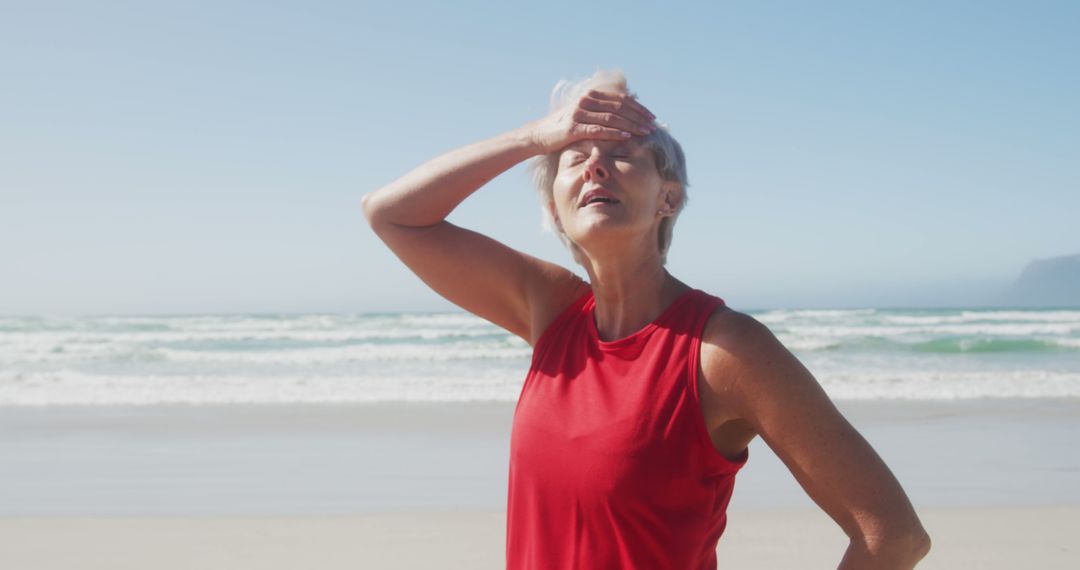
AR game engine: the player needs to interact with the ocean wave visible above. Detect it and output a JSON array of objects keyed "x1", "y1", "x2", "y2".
[
  {"x1": 909, "y1": 337, "x2": 1072, "y2": 354},
  {"x1": 0, "y1": 327, "x2": 512, "y2": 347},
  {"x1": 776, "y1": 333, "x2": 1080, "y2": 354},
  {"x1": 779, "y1": 322, "x2": 1079, "y2": 337},
  {"x1": 152, "y1": 343, "x2": 532, "y2": 364},
  {"x1": 752, "y1": 308, "x2": 878, "y2": 324},
  {"x1": 818, "y1": 370, "x2": 1080, "y2": 400},
  {"x1": 0, "y1": 369, "x2": 523, "y2": 406},
  {"x1": 880, "y1": 310, "x2": 1080, "y2": 325},
  {"x1": 0, "y1": 341, "x2": 531, "y2": 365},
  {"x1": 0, "y1": 312, "x2": 495, "y2": 334},
  {"x1": 2, "y1": 368, "x2": 1078, "y2": 405},
  {"x1": 4, "y1": 331, "x2": 1075, "y2": 367},
  {"x1": 3, "y1": 309, "x2": 1079, "y2": 405},
  {"x1": 957, "y1": 310, "x2": 1080, "y2": 322},
  {"x1": 0, "y1": 328, "x2": 524, "y2": 363}
]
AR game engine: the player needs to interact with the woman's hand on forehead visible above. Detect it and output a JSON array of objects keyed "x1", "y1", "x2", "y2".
[{"x1": 525, "y1": 89, "x2": 657, "y2": 155}]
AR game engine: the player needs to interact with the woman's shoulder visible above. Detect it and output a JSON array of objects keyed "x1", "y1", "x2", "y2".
[
  {"x1": 701, "y1": 305, "x2": 777, "y2": 357},
  {"x1": 700, "y1": 303, "x2": 818, "y2": 416},
  {"x1": 698, "y1": 302, "x2": 787, "y2": 383},
  {"x1": 696, "y1": 305, "x2": 792, "y2": 426}
]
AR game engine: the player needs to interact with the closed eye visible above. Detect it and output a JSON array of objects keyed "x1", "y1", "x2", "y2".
[
  {"x1": 610, "y1": 146, "x2": 634, "y2": 160},
  {"x1": 563, "y1": 151, "x2": 585, "y2": 166}
]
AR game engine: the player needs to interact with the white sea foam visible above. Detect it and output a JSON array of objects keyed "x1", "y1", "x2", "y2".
[
  {"x1": 1, "y1": 368, "x2": 1078, "y2": 406},
  {"x1": 0, "y1": 369, "x2": 524, "y2": 406},
  {"x1": 2, "y1": 309, "x2": 1078, "y2": 405},
  {"x1": 818, "y1": 370, "x2": 1080, "y2": 400},
  {"x1": 0, "y1": 326, "x2": 509, "y2": 349},
  {"x1": 776, "y1": 336, "x2": 845, "y2": 351},
  {"x1": 753, "y1": 308, "x2": 877, "y2": 325},
  {"x1": 0, "y1": 340, "x2": 529, "y2": 365},
  {"x1": 780, "y1": 322, "x2": 1079, "y2": 338},
  {"x1": 152, "y1": 343, "x2": 531, "y2": 364},
  {"x1": 957, "y1": 310, "x2": 1080, "y2": 322},
  {"x1": 1053, "y1": 337, "x2": 1080, "y2": 349},
  {"x1": 881, "y1": 310, "x2": 1080, "y2": 325}
]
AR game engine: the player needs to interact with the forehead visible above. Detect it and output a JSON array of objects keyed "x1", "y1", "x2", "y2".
[{"x1": 563, "y1": 138, "x2": 644, "y2": 153}]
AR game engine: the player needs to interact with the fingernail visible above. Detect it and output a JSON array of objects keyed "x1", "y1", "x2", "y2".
[{"x1": 620, "y1": 131, "x2": 632, "y2": 138}]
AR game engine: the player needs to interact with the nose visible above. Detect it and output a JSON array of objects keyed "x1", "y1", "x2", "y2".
[{"x1": 581, "y1": 152, "x2": 609, "y2": 182}]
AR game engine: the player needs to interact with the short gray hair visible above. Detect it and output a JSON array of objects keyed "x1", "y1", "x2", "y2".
[{"x1": 527, "y1": 69, "x2": 689, "y2": 266}]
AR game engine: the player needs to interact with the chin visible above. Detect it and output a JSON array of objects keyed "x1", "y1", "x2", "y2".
[{"x1": 570, "y1": 218, "x2": 637, "y2": 247}]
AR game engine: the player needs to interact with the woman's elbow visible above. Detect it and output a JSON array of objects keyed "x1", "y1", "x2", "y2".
[
  {"x1": 899, "y1": 527, "x2": 932, "y2": 562},
  {"x1": 360, "y1": 192, "x2": 383, "y2": 228},
  {"x1": 860, "y1": 525, "x2": 932, "y2": 567},
  {"x1": 911, "y1": 528, "x2": 932, "y2": 562}
]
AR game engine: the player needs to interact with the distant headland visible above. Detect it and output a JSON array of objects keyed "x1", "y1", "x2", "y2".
[{"x1": 1000, "y1": 253, "x2": 1080, "y2": 308}]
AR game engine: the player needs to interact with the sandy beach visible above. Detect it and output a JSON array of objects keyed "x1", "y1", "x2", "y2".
[
  {"x1": 1, "y1": 507, "x2": 1077, "y2": 569},
  {"x1": 2, "y1": 399, "x2": 1078, "y2": 568}
]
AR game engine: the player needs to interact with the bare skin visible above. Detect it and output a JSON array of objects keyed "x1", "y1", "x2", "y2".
[{"x1": 362, "y1": 88, "x2": 930, "y2": 568}]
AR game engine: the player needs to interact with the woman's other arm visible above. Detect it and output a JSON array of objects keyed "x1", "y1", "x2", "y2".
[{"x1": 701, "y1": 312, "x2": 931, "y2": 569}]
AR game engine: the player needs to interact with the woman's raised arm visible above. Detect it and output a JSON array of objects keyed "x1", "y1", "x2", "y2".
[{"x1": 361, "y1": 91, "x2": 656, "y2": 344}]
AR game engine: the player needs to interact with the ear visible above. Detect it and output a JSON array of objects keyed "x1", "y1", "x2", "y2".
[{"x1": 661, "y1": 181, "x2": 682, "y2": 211}]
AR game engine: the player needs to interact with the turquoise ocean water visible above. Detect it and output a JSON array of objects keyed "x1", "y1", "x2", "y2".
[{"x1": 2, "y1": 307, "x2": 1079, "y2": 405}]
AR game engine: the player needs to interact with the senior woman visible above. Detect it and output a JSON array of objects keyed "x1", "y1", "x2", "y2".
[{"x1": 361, "y1": 70, "x2": 930, "y2": 569}]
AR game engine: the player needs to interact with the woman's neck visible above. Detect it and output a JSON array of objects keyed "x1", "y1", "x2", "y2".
[{"x1": 584, "y1": 253, "x2": 688, "y2": 342}]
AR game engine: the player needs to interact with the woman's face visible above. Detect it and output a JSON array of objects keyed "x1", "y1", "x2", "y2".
[{"x1": 550, "y1": 138, "x2": 672, "y2": 256}]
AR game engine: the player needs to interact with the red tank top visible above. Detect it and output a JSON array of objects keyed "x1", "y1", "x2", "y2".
[{"x1": 507, "y1": 287, "x2": 749, "y2": 569}]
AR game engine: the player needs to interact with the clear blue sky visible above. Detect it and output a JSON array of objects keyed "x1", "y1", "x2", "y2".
[{"x1": 2, "y1": 1, "x2": 1077, "y2": 315}]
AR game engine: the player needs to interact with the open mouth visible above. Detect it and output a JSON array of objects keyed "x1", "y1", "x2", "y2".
[{"x1": 580, "y1": 188, "x2": 621, "y2": 207}]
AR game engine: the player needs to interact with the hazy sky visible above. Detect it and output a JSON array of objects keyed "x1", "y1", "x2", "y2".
[{"x1": 2, "y1": 1, "x2": 1077, "y2": 315}]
